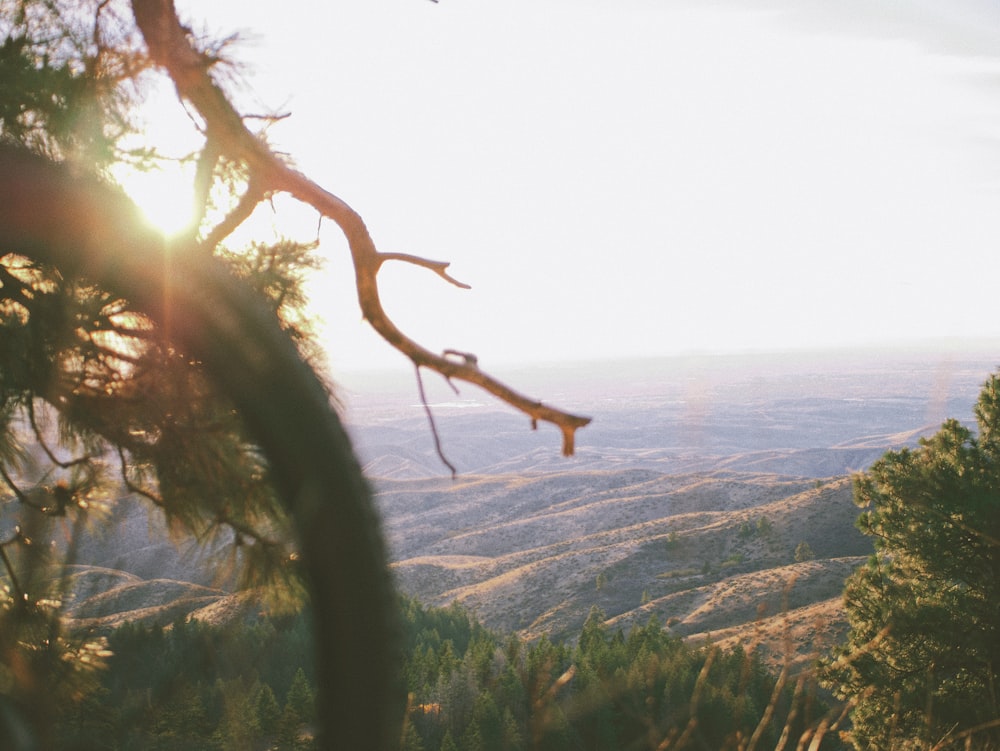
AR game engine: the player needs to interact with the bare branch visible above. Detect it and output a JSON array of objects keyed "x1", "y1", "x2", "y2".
[
  {"x1": 0, "y1": 462, "x2": 37, "y2": 509},
  {"x1": 414, "y1": 366, "x2": 457, "y2": 479},
  {"x1": 117, "y1": 446, "x2": 164, "y2": 508},
  {"x1": 377, "y1": 252, "x2": 471, "y2": 290},
  {"x1": 0, "y1": 533, "x2": 27, "y2": 606},
  {"x1": 243, "y1": 111, "x2": 292, "y2": 122},
  {"x1": 189, "y1": 132, "x2": 222, "y2": 233},
  {"x1": 131, "y1": 0, "x2": 591, "y2": 457},
  {"x1": 200, "y1": 175, "x2": 267, "y2": 250}
]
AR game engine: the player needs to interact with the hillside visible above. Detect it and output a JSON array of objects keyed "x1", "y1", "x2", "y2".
[
  {"x1": 12, "y1": 349, "x2": 995, "y2": 658},
  {"x1": 380, "y1": 470, "x2": 870, "y2": 668},
  {"x1": 351, "y1": 350, "x2": 996, "y2": 666}
]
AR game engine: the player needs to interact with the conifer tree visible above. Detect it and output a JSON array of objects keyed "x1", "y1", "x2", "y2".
[
  {"x1": 400, "y1": 720, "x2": 426, "y2": 751},
  {"x1": 439, "y1": 729, "x2": 459, "y2": 751},
  {"x1": 285, "y1": 667, "x2": 316, "y2": 725},
  {"x1": 256, "y1": 682, "x2": 282, "y2": 738},
  {"x1": 0, "y1": 5, "x2": 315, "y2": 740},
  {"x1": 0, "y1": 1, "x2": 587, "y2": 746},
  {"x1": 823, "y1": 373, "x2": 1000, "y2": 749}
]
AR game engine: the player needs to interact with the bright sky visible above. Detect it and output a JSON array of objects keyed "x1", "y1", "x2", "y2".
[{"x1": 134, "y1": 0, "x2": 1000, "y2": 374}]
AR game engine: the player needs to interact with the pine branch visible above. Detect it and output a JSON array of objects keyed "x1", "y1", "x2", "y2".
[{"x1": 27, "y1": 400, "x2": 93, "y2": 470}]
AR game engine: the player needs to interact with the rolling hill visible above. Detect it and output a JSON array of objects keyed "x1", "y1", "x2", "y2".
[
  {"x1": 380, "y1": 470, "x2": 870, "y2": 668},
  {"x1": 15, "y1": 348, "x2": 997, "y2": 663}
]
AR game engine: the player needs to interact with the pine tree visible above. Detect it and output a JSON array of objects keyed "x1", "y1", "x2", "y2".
[
  {"x1": 256, "y1": 682, "x2": 283, "y2": 738},
  {"x1": 0, "y1": 0, "x2": 320, "y2": 741},
  {"x1": 822, "y1": 373, "x2": 1000, "y2": 749},
  {"x1": 439, "y1": 729, "x2": 459, "y2": 751},
  {"x1": 285, "y1": 667, "x2": 316, "y2": 725},
  {"x1": 793, "y1": 541, "x2": 815, "y2": 562},
  {"x1": 400, "y1": 719, "x2": 426, "y2": 751}
]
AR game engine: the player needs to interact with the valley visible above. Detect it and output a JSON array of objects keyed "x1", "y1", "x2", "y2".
[{"x1": 29, "y1": 346, "x2": 1000, "y2": 667}]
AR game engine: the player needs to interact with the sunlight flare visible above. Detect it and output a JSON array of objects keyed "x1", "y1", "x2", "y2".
[{"x1": 114, "y1": 161, "x2": 195, "y2": 237}]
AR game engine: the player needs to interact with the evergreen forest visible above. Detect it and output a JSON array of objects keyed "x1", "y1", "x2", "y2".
[{"x1": 51, "y1": 595, "x2": 831, "y2": 751}]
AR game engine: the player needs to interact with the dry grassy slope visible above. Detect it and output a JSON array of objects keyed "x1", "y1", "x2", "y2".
[
  {"x1": 42, "y1": 467, "x2": 871, "y2": 654},
  {"x1": 383, "y1": 471, "x2": 871, "y2": 663},
  {"x1": 48, "y1": 565, "x2": 229, "y2": 632}
]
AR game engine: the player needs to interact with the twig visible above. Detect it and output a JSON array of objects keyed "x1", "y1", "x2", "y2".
[
  {"x1": 27, "y1": 400, "x2": 93, "y2": 469},
  {"x1": 118, "y1": 448, "x2": 281, "y2": 549},
  {"x1": 0, "y1": 463, "x2": 41, "y2": 511},
  {"x1": 189, "y1": 132, "x2": 222, "y2": 233},
  {"x1": 201, "y1": 174, "x2": 267, "y2": 250},
  {"x1": 746, "y1": 656, "x2": 790, "y2": 751},
  {"x1": 672, "y1": 647, "x2": 718, "y2": 749},
  {"x1": 774, "y1": 673, "x2": 808, "y2": 751},
  {"x1": 415, "y1": 366, "x2": 456, "y2": 479},
  {"x1": 805, "y1": 699, "x2": 855, "y2": 751},
  {"x1": 930, "y1": 718, "x2": 1000, "y2": 751},
  {"x1": 0, "y1": 533, "x2": 27, "y2": 606},
  {"x1": 377, "y1": 252, "x2": 471, "y2": 289},
  {"x1": 533, "y1": 665, "x2": 576, "y2": 712},
  {"x1": 131, "y1": 0, "x2": 591, "y2": 459},
  {"x1": 117, "y1": 446, "x2": 165, "y2": 508}
]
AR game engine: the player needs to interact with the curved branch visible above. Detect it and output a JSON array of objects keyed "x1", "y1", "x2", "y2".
[{"x1": 131, "y1": 0, "x2": 591, "y2": 456}]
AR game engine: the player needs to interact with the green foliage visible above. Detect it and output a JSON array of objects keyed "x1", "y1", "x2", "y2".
[
  {"x1": 822, "y1": 373, "x2": 1000, "y2": 749},
  {"x1": 47, "y1": 595, "x2": 825, "y2": 750},
  {"x1": 737, "y1": 515, "x2": 772, "y2": 540},
  {"x1": 721, "y1": 552, "x2": 744, "y2": 568},
  {"x1": 0, "y1": 0, "x2": 138, "y2": 166},
  {"x1": 51, "y1": 613, "x2": 318, "y2": 750},
  {"x1": 0, "y1": 0, "x2": 327, "y2": 734},
  {"x1": 285, "y1": 667, "x2": 315, "y2": 725},
  {"x1": 665, "y1": 530, "x2": 680, "y2": 551},
  {"x1": 793, "y1": 541, "x2": 815, "y2": 563},
  {"x1": 0, "y1": 596, "x2": 112, "y2": 748},
  {"x1": 393, "y1": 599, "x2": 823, "y2": 751}
]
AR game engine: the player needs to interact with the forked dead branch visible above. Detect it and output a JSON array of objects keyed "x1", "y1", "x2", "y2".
[{"x1": 131, "y1": 0, "x2": 592, "y2": 457}]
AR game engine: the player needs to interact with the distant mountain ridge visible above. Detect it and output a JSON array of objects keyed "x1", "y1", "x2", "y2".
[{"x1": 346, "y1": 349, "x2": 996, "y2": 479}]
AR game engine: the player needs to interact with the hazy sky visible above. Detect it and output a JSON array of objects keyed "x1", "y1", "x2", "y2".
[{"x1": 138, "y1": 0, "x2": 1000, "y2": 374}]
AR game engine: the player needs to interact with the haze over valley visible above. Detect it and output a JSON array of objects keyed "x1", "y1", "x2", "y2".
[{"x1": 36, "y1": 345, "x2": 999, "y2": 668}]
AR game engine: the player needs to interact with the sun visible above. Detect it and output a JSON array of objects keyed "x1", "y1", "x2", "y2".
[
  {"x1": 117, "y1": 162, "x2": 196, "y2": 237},
  {"x1": 111, "y1": 76, "x2": 203, "y2": 237}
]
